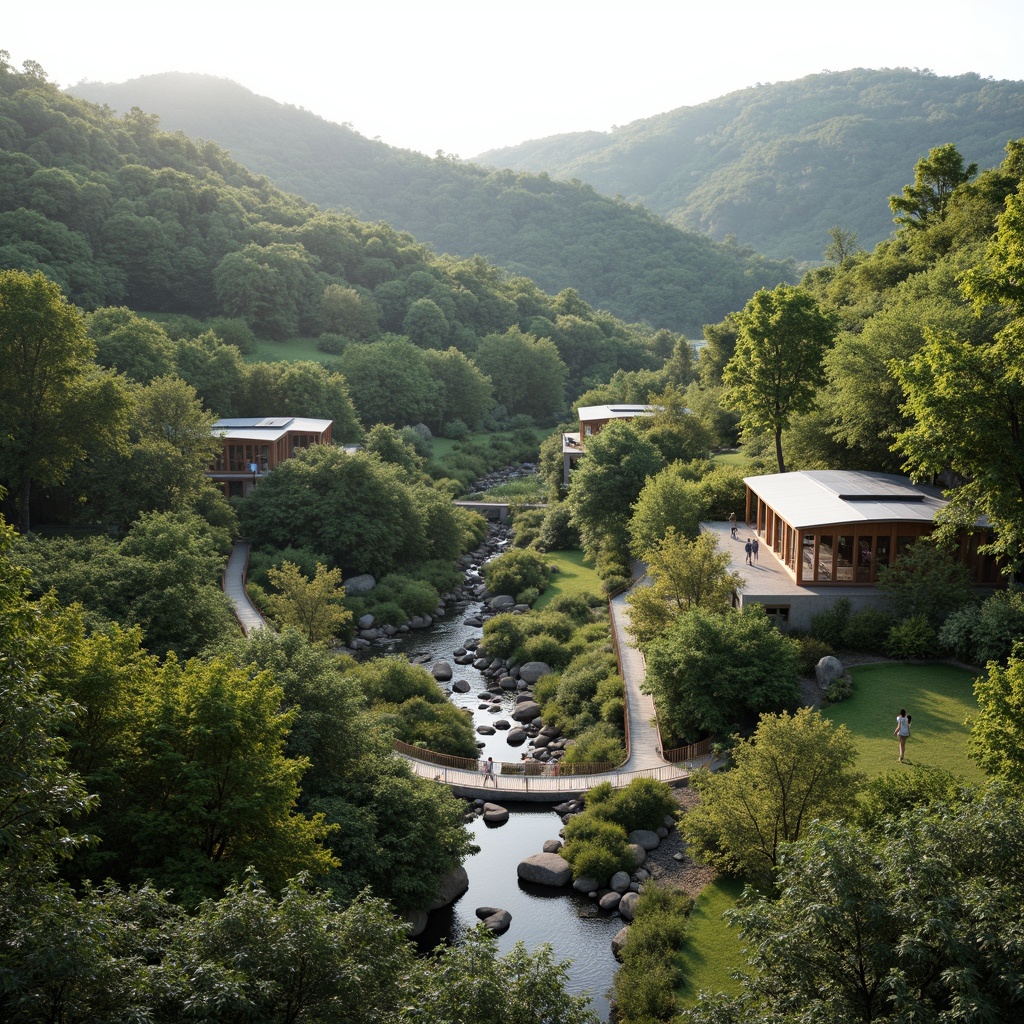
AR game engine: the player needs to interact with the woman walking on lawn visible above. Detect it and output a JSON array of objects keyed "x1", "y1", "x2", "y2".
[{"x1": 894, "y1": 708, "x2": 911, "y2": 761}]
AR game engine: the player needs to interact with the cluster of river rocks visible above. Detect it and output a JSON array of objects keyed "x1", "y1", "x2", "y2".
[{"x1": 414, "y1": 795, "x2": 679, "y2": 955}]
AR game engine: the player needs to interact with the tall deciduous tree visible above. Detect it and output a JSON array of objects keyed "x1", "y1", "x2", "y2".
[
  {"x1": 626, "y1": 530, "x2": 743, "y2": 647},
  {"x1": 567, "y1": 419, "x2": 664, "y2": 564},
  {"x1": 472, "y1": 327, "x2": 568, "y2": 421},
  {"x1": 644, "y1": 605, "x2": 801, "y2": 741},
  {"x1": 968, "y1": 651, "x2": 1024, "y2": 787},
  {"x1": 0, "y1": 270, "x2": 128, "y2": 531},
  {"x1": 722, "y1": 285, "x2": 836, "y2": 473},
  {"x1": 892, "y1": 181, "x2": 1024, "y2": 569},
  {"x1": 681, "y1": 708, "x2": 862, "y2": 884},
  {"x1": 889, "y1": 142, "x2": 978, "y2": 230},
  {"x1": 265, "y1": 561, "x2": 352, "y2": 645},
  {"x1": 681, "y1": 790, "x2": 1024, "y2": 1023}
]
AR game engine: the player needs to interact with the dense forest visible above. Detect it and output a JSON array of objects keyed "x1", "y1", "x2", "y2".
[
  {"x1": 478, "y1": 68, "x2": 1024, "y2": 262},
  {"x1": 68, "y1": 72, "x2": 795, "y2": 335},
  {"x1": 5, "y1": 45, "x2": 1024, "y2": 1024}
]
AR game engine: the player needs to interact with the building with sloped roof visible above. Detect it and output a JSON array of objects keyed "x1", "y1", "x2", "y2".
[
  {"x1": 208, "y1": 417, "x2": 333, "y2": 498},
  {"x1": 710, "y1": 470, "x2": 1001, "y2": 631}
]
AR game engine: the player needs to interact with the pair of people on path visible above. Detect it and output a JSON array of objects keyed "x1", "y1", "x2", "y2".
[
  {"x1": 894, "y1": 708, "x2": 912, "y2": 761},
  {"x1": 744, "y1": 536, "x2": 759, "y2": 564}
]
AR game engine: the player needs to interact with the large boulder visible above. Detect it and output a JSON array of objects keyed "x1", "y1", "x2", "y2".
[
  {"x1": 428, "y1": 865, "x2": 469, "y2": 911},
  {"x1": 816, "y1": 655, "x2": 846, "y2": 689},
  {"x1": 628, "y1": 829, "x2": 661, "y2": 851},
  {"x1": 609, "y1": 870, "x2": 632, "y2": 893},
  {"x1": 618, "y1": 891, "x2": 640, "y2": 922},
  {"x1": 627, "y1": 844, "x2": 648, "y2": 868},
  {"x1": 511, "y1": 700, "x2": 542, "y2": 723},
  {"x1": 611, "y1": 925, "x2": 630, "y2": 959},
  {"x1": 572, "y1": 876, "x2": 600, "y2": 894},
  {"x1": 431, "y1": 661, "x2": 453, "y2": 681},
  {"x1": 482, "y1": 802, "x2": 509, "y2": 824},
  {"x1": 489, "y1": 595, "x2": 516, "y2": 612},
  {"x1": 343, "y1": 574, "x2": 376, "y2": 595},
  {"x1": 517, "y1": 852, "x2": 573, "y2": 887},
  {"x1": 476, "y1": 907, "x2": 512, "y2": 934},
  {"x1": 519, "y1": 662, "x2": 554, "y2": 684},
  {"x1": 599, "y1": 891, "x2": 622, "y2": 911}
]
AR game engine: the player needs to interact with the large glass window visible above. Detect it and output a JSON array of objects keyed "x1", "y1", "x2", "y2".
[
  {"x1": 836, "y1": 535, "x2": 854, "y2": 582},
  {"x1": 857, "y1": 537, "x2": 873, "y2": 583},
  {"x1": 875, "y1": 536, "x2": 891, "y2": 573},
  {"x1": 802, "y1": 534, "x2": 815, "y2": 581},
  {"x1": 817, "y1": 534, "x2": 833, "y2": 581}
]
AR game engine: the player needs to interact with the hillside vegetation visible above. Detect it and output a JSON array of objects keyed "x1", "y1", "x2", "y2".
[
  {"x1": 477, "y1": 68, "x2": 1024, "y2": 263},
  {"x1": 68, "y1": 72, "x2": 795, "y2": 335}
]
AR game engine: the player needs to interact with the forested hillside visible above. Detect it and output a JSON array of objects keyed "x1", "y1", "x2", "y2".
[
  {"x1": 67, "y1": 72, "x2": 794, "y2": 335},
  {"x1": 477, "y1": 68, "x2": 1024, "y2": 263}
]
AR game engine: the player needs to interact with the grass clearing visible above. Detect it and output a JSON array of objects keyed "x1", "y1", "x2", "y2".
[
  {"x1": 246, "y1": 336, "x2": 333, "y2": 364},
  {"x1": 828, "y1": 661, "x2": 984, "y2": 782},
  {"x1": 675, "y1": 876, "x2": 747, "y2": 1005},
  {"x1": 533, "y1": 549, "x2": 603, "y2": 609},
  {"x1": 675, "y1": 659, "x2": 986, "y2": 1006}
]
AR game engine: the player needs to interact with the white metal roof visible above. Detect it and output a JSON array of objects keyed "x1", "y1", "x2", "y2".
[
  {"x1": 744, "y1": 470, "x2": 949, "y2": 529},
  {"x1": 212, "y1": 417, "x2": 332, "y2": 442},
  {"x1": 577, "y1": 404, "x2": 655, "y2": 421}
]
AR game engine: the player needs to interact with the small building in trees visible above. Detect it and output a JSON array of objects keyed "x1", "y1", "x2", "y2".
[
  {"x1": 208, "y1": 417, "x2": 333, "y2": 498},
  {"x1": 562, "y1": 404, "x2": 655, "y2": 484},
  {"x1": 719, "y1": 470, "x2": 1001, "y2": 631}
]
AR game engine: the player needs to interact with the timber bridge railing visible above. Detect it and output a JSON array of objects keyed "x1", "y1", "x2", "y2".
[{"x1": 395, "y1": 737, "x2": 714, "y2": 801}]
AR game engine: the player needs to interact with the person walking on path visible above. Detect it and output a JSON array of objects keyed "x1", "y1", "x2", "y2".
[
  {"x1": 481, "y1": 756, "x2": 496, "y2": 786},
  {"x1": 744, "y1": 538, "x2": 753, "y2": 565},
  {"x1": 894, "y1": 708, "x2": 911, "y2": 761},
  {"x1": 729, "y1": 512, "x2": 738, "y2": 539},
  {"x1": 752, "y1": 536, "x2": 759, "y2": 563}
]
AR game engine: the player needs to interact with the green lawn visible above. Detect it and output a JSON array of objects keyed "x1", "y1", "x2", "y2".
[
  {"x1": 675, "y1": 659, "x2": 986, "y2": 1003},
  {"x1": 533, "y1": 549, "x2": 603, "y2": 609},
  {"x1": 675, "y1": 877, "x2": 747, "y2": 1005},
  {"x1": 828, "y1": 661, "x2": 985, "y2": 783},
  {"x1": 246, "y1": 336, "x2": 331, "y2": 364}
]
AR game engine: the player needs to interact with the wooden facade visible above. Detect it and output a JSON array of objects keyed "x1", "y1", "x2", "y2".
[
  {"x1": 744, "y1": 472, "x2": 1002, "y2": 588},
  {"x1": 208, "y1": 417, "x2": 333, "y2": 498}
]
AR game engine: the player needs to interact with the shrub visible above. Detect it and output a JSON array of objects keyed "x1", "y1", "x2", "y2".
[
  {"x1": 562, "y1": 816, "x2": 633, "y2": 882},
  {"x1": 600, "y1": 696, "x2": 625, "y2": 726},
  {"x1": 939, "y1": 588, "x2": 1024, "y2": 666},
  {"x1": 825, "y1": 674, "x2": 854, "y2": 704},
  {"x1": 844, "y1": 607, "x2": 896, "y2": 652},
  {"x1": 811, "y1": 597, "x2": 851, "y2": 648},
  {"x1": 794, "y1": 635, "x2": 835, "y2": 677},
  {"x1": 563, "y1": 841, "x2": 632, "y2": 885},
  {"x1": 591, "y1": 777, "x2": 678, "y2": 833},
  {"x1": 515, "y1": 632, "x2": 572, "y2": 670},
  {"x1": 516, "y1": 586, "x2": 540, "y2": 606},
  {"x1": 886, "y1": 614, "x2": 937, "y2": 659},
  {"x1": 483, "y1": 548, "x2": 550, "y2": 598},
  {"x1": 441, "y1": 418, "x2": 470, "y2": 440},
  {"x1": 562, "y1": 722, "x2": 626, "y2": 766},
  {"x1": 510, "y1": 508, "x2": 546, "y2": 549},
  {"x1": 481, "y1": 613, "x2": 526, "y2": 659},
  {"x1": 613, "y1": 886, "x2": 692, "y2": 1021},
  {"x1": 545, "y1": 592, "x2": 595, "y2": 623},
  {"x1": 536, "y1": 502, "x2": 580, "y2": 552},
  {"x1": 372, "y1": 574, "x2": 439, "y2": 618},
  {"x1": 316, "y1": 332, "x2": 347, "y2": 355}
]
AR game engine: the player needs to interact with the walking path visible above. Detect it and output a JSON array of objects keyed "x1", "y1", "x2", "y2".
[
  {"x1": 222, "y1": 540, "x2": 700, "y2": 800},
  {"x1": 222, "y1": 541, "x2": 268, "y2": 635}
]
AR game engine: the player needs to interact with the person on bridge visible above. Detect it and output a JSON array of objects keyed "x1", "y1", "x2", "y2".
[{"x1": 481, "y1": 756, "x2": 496, "y2": 786}]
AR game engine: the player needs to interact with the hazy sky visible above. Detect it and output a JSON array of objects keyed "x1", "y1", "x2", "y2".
[{"x1": 6, "y1": 0, "x2": 1024, "y2": 157}]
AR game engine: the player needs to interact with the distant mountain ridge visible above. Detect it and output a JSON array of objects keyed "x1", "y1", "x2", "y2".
[
  {"x1": 68, "y1": 73, "x2": 794, "y2": 336},
  {"x1": 475, "y1": 68, "x2": 1024, "y2": 262}
]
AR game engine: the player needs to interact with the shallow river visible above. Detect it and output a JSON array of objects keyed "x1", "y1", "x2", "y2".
[{"x1": 378, "y1": 599, "x2": 622, "y2": 1020}]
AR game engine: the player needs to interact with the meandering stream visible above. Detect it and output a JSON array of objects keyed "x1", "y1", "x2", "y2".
[{"x1": 379, "y1": 599, "x2": 622, "y2": 1020}]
